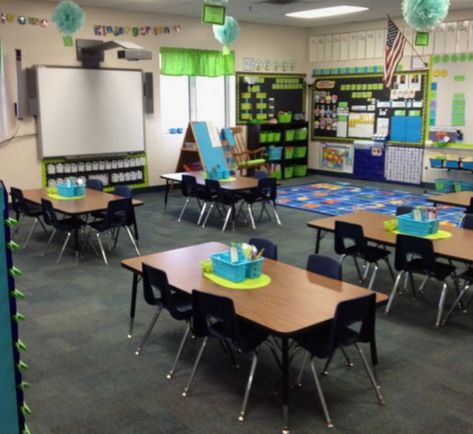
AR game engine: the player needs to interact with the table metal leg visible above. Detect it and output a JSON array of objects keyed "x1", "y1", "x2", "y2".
[
  {"x1": 315, "y1": 229, "x2": 322, "y2": 254},
  {"x1": 282, "y1": 336, "x2": 290, "y2": 434},
  {"x1": 164, "y1": 180, "x2": 171, "y2": 211},
  {"x1": 73, "y1": 218, "x2": 80, "y2": 264},
  {"x1": 128, "y1": 273, "x2": 139, "y2": 338}
]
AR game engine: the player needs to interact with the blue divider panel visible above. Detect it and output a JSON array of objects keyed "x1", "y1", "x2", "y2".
[
  {"x1": 192, "y1": 122, "x2": 228, "y2": 171},
  {"x1": 0, "y1": 185, "x2": 21, "y2": 434}
]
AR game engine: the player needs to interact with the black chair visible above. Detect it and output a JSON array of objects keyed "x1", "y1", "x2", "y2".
[
  {"x1": 306, "y1": 254, "x2": 342, "y2": 280},
  {"x1": 10, "y1": 187, "x2": 48, "y2": 247},
  {"x1": 41, "y1": 199, "x2": 85, "y2": 264},
  {"x1": 88, "y1": 198, "x2": 140, "y2": 265},
  {"x1": 240, "y1": 177, "x2": 282, "y2": 229},
  {"x1": 396, "y1": 206, "x2": 414, "y2": 216},
  {"x1": 86, "y1": 179, "x2": 103, "y2": 191},
  {"x1": 385, "y1": 234, "x2": 458, "y2": 327},
  {"x1": 465, "y1": 198, "x2": 473, "y2": 214},
  {"x1": 135, "y1": 265, "x2": 193, "y2": 378},
  {"x1": 463, "y1": 213, "x2": 473, "y2": 229},
  {"x1": 201, "y1": 179, "x2": 241, "y2": 232},
  {"x1": 248, "y1": 238, "x2": 278, "y2": 260},
  {"x1": 114, "y1": 185, "x2": 139, "y2": 240},
  {"x1": 294, "y1": 294, "x2": 384, "y2": 429},
  {"x1": 334, "y1": 221, "x2": 394, "y2": 290},
  {"x1": 177, "y1": 175, "x2": 202, "y2": 224},
  {"x1": 182, "y1": 290, "x2": 268, "y2": 422}
]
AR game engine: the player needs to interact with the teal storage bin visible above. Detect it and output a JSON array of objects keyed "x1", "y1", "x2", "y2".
[
  {"x1": 397, "y1": 213, "x2": 439, "y2": 236},
  {"x1": 435, "y1": 178, "x2": 455, "y2": 193}
]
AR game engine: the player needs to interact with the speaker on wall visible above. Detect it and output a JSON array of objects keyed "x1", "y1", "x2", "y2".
[{"x1": 144, "y1": 72, "x2": 154, "y2": 114}]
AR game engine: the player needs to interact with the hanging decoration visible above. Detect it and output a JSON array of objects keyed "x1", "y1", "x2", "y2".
[
  {"x1": 93, "y1": 24, "x2": 182, "y2": 37},
  {"x1": 402, "y1": 0, "x2": 450, "y2": 31},
  {"x1": 52, "y1": 0, "x2": 85, "y2": 35},
  {"x1": 213, "y1": 16, "x2": 240, "y2": 55}
]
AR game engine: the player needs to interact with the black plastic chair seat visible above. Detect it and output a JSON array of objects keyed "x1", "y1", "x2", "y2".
[
  {"x1": 458, "y1": 267, "x2": 473, "y2": 283},
  {"x1": 88, "y1": 218, "x2": 111, "y2": 232},
  {"x1": 361, "y1": 246, "x2": 391, "y2": 263},
  {"x1": 404, "y1": 258, "x2": 455, "y2": 281},
  {"x1": 55, "y1": 217, "x2": 86, "y2": 231},
  {"x1": 24, "y1": 203, "x2": 43, "y2": 217},
  {"x1": 207, "y1": 319, "x2": 267, "y2": 352},
  {"x1": 170, "y1": 293, "x2": 192, "y2": 320}
]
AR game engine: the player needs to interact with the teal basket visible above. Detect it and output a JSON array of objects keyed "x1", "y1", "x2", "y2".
[
  {"x1": 435, "y1": 178, "x2": 455, "y2": 193},
  {"x1": 208, "y1": 167, "x2": 231, "y2": 180},
  {"x1": 267, "y1": 146, "x2": 283, "y2": 161},
  {"x1": 462, "y1": 161, "x2": 473, "y2": 171},
  {"x1": 397, "y1": 213, "x2": 439, "y2": 236},
  {"x1": 211, "y1": 252, "x2": 263, "y2": 283},
  {"x1": 430, "y1": 159, "x2": 444, "y2": 168},
  {"x1": 57, "y1": 183, "x2": 84, "y2": 198}
]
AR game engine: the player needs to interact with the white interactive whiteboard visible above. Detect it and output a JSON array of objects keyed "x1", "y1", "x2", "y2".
[{"x1": 36, "y1": 67, "x2": 145, "y2": 157}]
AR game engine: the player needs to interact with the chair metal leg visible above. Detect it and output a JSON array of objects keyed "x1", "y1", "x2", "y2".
[
  {"x1": 340, "y1": 348, "x2": 354, "y2": 368},
  {"x1": 56, "y1": 232, "x2": 71, "y2": 264},
  {"x1": 435, "y1": 282, "x2": 449, "y2": 328},
  {"x1": 238, "y1": 351, "x2": 259, "y2": 422},
  {"x1": 322, "y1": 348, "x2": 353, "y2": 377},
  {"x1": 385, "y1": 258, "x2": 395, "y2": 281},
  {"x1": 167, "y1": 322, "x2": 191, "y2": 379},
  {"x1": 222, "y1": 206, "x2": 232, "y2": 232},
  {"x1": 271, "y1": 201, "x2": 282, "y2": 225},
  {"x1": 24, "y1": 218, "x2": 38, "y2": 248},
  {"x1": 202, "y1": 203, "x2": 214, "y2": 228},
  {"x1": 182, "y1": 337, "x2": 208, "y2": 397},
  {"x1": 125, "y1": 226, "x2": 141, "y2": 256},
  {"x1": 362, "y1": 262, "x2": 371, "y2": 282},
  {"x1": 37, "y1": 217, "x2": 49, "y2": 235},
  {"x1": 197, "y1": 202, "x2": 207, "y2": 226},
  {"x1": 135, "y1": 307, "x2": 162, "y2": 355},
  {"x1": 13, "y1": 215, "x2": 24, "y2": 236},
  {"x1": 339, "y1": 254, "x2": 346, "y2": 264},
  {"x1": 178, "y1": 197, "x2": 191, "y2": 222},
  {"x1": 309, "y1": 358, "x2": 333, "y2": 429},
  {"x1": 385, "y1": 271, "x2": 405, "y2": 314},
  {"x1": 111, "y1": 227, "x2": 121, "y2": 252},
  {"x1": 247, "y1": 204, "x2": 256, "y2": 230},
  {"x1": 368, "y1": 264, "x2": 379, "y2": 290},
  {"x1": 41, "y1": 229, "x2": 56, "y2": 256},
  {"x1": 442, "y1": 283, "x2": 471, "y2": 325},
  {"x1": 96, "y1": 232, "x2": 108, "y2": 265},
  {"x1": 409, "y1": 272, "x2": 417, "y2": 299},
  {"x1": 353, "y1": 257, "x2": 363, "y2": 282},
  {"x1": 354, "y1": 343, "x2": 384, "y2": 404},
  {"x1": 295, "y1": 351, "x2": 310, "y2": 386},
  {"x1": 418, "y1": 275, "x2": 429, "y2": 295}
]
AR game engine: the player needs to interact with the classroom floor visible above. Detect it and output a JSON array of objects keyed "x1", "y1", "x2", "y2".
[{"x1": 14, "y1": 174, "x2": 473, "y2": 434}]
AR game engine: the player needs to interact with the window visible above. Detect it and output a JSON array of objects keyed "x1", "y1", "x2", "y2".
[
  {"x1": 195, "y1": 76, "x2": 225, "y2": 129},
  {"x1": 159, "y1": 75, "x2": 190, "y2": 133}
]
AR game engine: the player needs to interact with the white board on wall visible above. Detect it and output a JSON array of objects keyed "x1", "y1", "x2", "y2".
[{"x1": 36, "y1": 67, "x2": 145, "y2": 158}]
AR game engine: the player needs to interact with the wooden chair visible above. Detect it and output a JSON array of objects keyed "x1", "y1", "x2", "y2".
[{"x1": 228, "y1": 127, "x2": 266, "y2": 175}]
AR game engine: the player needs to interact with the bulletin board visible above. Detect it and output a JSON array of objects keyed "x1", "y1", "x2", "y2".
[
  {"x1": 429, "y1": 53, "x2": 473, "y2": 144},
  {"x1": 311, "y1": 70, "x2": 429, "y2": 145},
  {"x1": 236, "y1": 72, "x2": 306, "y2": 124}
]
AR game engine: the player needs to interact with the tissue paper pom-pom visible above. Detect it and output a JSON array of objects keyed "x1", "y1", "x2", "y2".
[
  {"x1": 52, "y1": 0, "x2": 85, "y2": 35},
  {"x1": 402, "y1": 0, "x2": 450, "y2": 31},
  {"x1": 213, "y1": 16, "x2": 240, "y2": 47}
]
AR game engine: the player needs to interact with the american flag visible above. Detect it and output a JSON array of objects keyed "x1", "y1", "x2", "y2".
[{"x1": 384, "y1": 18, "x2": 406, "y2": 89}]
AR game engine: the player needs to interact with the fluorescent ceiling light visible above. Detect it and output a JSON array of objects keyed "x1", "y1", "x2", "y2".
[{"x1": 286, "y1": 5, "x2": 368, "y2": 19}]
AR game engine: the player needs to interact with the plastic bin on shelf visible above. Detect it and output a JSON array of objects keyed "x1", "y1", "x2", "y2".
[
  {"x1": 284, "y1": 166, "x2": 294, "y2": 179},
  {"x1": 273, "y1": 132, "x2": 282, "y2": 142},
  {"x1": 285, "y1": 130, "x2": 295, "y2": 141},
  {"x1": 271, "y1": 169, "x2": 282, "y2": 180},
  {"x1": 294, "y1": 127, "x2": 308, "y2": 140},
  {"x1": 462, "y1": 161, "x2": 473, "y2": 171},
  {"x1": 435, "y1": 178, "x2": 455, "y2": 193},
  {"x1": 455, "y1": 181, "x2": 473, "y2": 192},
  {"x1": 446, "y1": 155, "x2": 459, "y2": 169},
  {"x1": 210, "y1": 251, "x2": 264, "y2": 283},
  {"x1": 284, "y1": 146, "x2": 294, "y2": 159},
  {"x1": 259, "y1": 131, "x2": 268, "y2": 143},
  {"x1": 294, "y1": 165, "x2": 308, "y2": 177},
  {"x1": 430, "y1": 158, "x2": 444, "y2": 168},
  {"x1": 277, "y1": 112, "x2": 292, "y2": 123},
  {"x1": 397, "y1": 213, "x2": 439, "y2": 236},
  {"x1": 267, "y1": 146, "x2": 283, "y2": 161},
  {"x1": 294, "y1": 146, "x2": 307, "y2": 158}
]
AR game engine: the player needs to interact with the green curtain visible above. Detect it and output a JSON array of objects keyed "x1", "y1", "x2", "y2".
[{"x1": 160, "y1": 47, "x2": 235, "y2": 77}]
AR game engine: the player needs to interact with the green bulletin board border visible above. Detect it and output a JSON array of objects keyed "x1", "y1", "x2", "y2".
[
  {"x1": 311, "y1": 69, "x2": 429, "y2": 147},
  {"x1": 236, "y1": 72, "x2": 306, "y2": 124}
]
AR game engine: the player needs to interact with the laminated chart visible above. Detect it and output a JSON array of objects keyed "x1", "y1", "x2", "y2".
[{"x1": 0, "y1": 182, "x2": 29, "y2": 434}]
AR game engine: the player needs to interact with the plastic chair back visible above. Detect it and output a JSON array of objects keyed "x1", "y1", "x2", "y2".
[
  {"x1": 396, "y1": 206, "x2": 414, "y2": 216},
  {"x1": 249, "y1": 238, "x2": 278, "y2": 260},
  {"x1": 306, "y1": 254, "x2": 342, "y2": 280},
  {"x1": 466, "y1": 198, "x2": 473, "y2": 214},
  {"x1": 114, "y1": 185, "x2": 132, "y2": 198},
  {"x1": 192, "y1": 290, "x2": 238, "y2": 341},
  {"x1": 41, "y1": 199, "x2": 59, "y2": 227},
  {"x1": 105, "y1": 198, "x2": 133, "y2": 228},
  {"x1": 334, "y1": 221, "x2": 366, "y2": 256},
  {"x1": 258, "y1": 177, "x2": 277, "y2": 201},
  {"x1": 142, "y1": 263, "x2": 163, "y2": 307},
  {"x1": 86, "y1": 179, "x2": 103, "y2": 191},
  {"x1": 181, "y1": 175, "x2": 197, "y2": 198},
  {"x1": 394, "y1": 234, "x2": 436, "y2": 272},
  {"x1": 463, "y1": 214, "x2": 473, "y2": 229},
  {"x1": 10, "y1": 187, "x2": 25, "y2": 215}
]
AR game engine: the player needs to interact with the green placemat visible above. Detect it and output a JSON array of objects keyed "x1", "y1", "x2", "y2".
[
  {"x1": 204, "y1": 272, "x2": 271, "y2": 290},
  {"x1": 392, "y1": 229, "x2": 453, "y2": 240},
  {"x1": 47, "y1": 192, "x2": 85, "y2": 201},
  {"x1": 202, "y1": 174, "x2": 237, "y2": 183}
]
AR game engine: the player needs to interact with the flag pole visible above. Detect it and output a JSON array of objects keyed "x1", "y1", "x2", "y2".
[{"x1": 387, "y1": 15, "x2": 429, "y2": 68}]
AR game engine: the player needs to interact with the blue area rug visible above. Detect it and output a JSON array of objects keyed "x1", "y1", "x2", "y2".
[{"x1": 277, "y1": 182, "x2": 464, "y2": 226}]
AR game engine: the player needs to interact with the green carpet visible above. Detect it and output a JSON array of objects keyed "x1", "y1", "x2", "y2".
[{"x1": 13, "y1": 174, "x2": 473, "y2": 434}]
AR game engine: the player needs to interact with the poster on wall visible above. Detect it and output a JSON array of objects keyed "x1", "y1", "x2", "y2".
[
  {"x1": 319, "y1": 142, "x2": 354, "y2": 173},
  {"x1": 348, "y1": 112, "x2": 375, "y2": 138}
]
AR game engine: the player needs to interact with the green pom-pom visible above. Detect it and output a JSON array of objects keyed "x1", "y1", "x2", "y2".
[
  {"x1": 402, "y1": 0, "x2": 450, "y2": 31},
  {"x1": 52, "y1": 0, "x2": 85, "y2": 35}
]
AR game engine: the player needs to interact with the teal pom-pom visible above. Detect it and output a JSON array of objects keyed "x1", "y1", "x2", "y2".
[
  {"x1": 213, "y1": 16, "x2": 240, "y2": 47},
  {"x1": 52, "y1": 0, "x2": 85, "y2": 35},
  {"x1": 402, "y1": 0, "x2": 450, "y2": 31}
]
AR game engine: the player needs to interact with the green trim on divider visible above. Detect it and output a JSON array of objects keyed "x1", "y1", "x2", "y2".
[
  {"x1": 202, "y1": 174, "x2": 237, "y2": 183},
  {"x1": 0, "y1": 185, "x2": 22, "y2": 434},
  {"x1": 204, "y1": 272, "x2": 271, "y2": 290}
]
